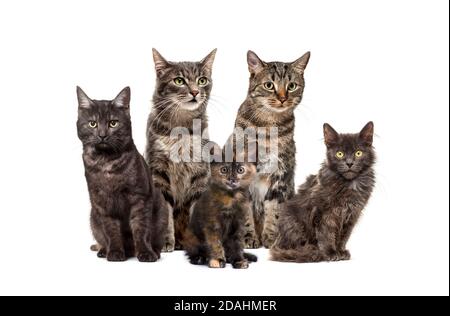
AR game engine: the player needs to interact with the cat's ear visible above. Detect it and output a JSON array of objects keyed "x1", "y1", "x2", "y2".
[
  {"x1": 152, "y1": 48, "x2": 170, "y2": 77},
  {"x1": 247, "y1": 51, "x2": 266, "y2": 75},
  {"x1": 323, "y1": 123, "x2": 339, "y2": 147},
  {"x1": 113, "y1": 87, "x2": 131, "y2": 109},
  {"x1": 77, "y1": 86, "x2": 93, "y2": 109},
  {"x1": 292, "y1": 51, "x2": 311, "y2": 74},
  {"x1": 210, "y1": 143, "x2": 223, "y2": 163},
  {"x1": 201, "y1": 49, "x2": 217, "y2": 74},
  {"x1": 359, "y1": 121, "x2": 374, "y2": 146}
]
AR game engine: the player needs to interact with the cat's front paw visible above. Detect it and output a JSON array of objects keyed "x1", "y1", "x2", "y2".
[
  {"x1": 325, "y1": 251, "x2": 341, "y2": 262},
  {"x1": 107, "y1": 251, "x2": 127, "y2": 262},
  {"x1": 162, "y1": 240, "x2": 175, "y2": 253},
  {"x1": 97, "y1": 248, "x2": 107, "y2": 258},
  {"x1": 208, "y1": 259, "x2": 226, "y2": 269},
  {"x1": 244, "y1": 237, "x2": 261, "y2": 249},
  {"x1": 338, "y1": 250, "x2": 351, "y2": 261},
  {"x1": 137, "y1": 251, "x2": 159, "y2": 263},
  {"x1": 232, "y1": 260, "x2": 249, "y2": 269},
  {"x1": 262, "y1": 234, "x2": 276, "y2": 249},
  {"x1": 190, "y1": 256, "x2": 207, "y2": 265}
]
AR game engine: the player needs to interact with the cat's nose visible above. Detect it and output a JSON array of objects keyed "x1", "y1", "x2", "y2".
[
  {"x1": 190, "y1": 90, "x2": 199, "y2": 97},
  {"x1": 99, "y1": 135, "x2": 107, "y2": 141},
  {"x1": 347, "y1": 162, "x2": 354, "y2": 168}
]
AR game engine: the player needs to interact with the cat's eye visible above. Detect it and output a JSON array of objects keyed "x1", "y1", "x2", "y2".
[
  {"x1": 174, "y1": 77, "x2": 185, "y2": 86},
  {"x1": 88, "y1": 121, "x2": 97, "y2": 129},
  {"x1": 237, "y1": 167, "x2": 246, "y2": 174},
  {"x1": 263, "y1": 82, "x2": 275, "y2": 90},
  {"x1": 288, "y1": 83, "x2": 298, "y2": 92},
  {"x1": 198, "y1": 77, "x2": 208, "y2": 86},
  {"x1": 220, "y1": 167, "x2": 229, "y2": 174},
  {"x1": 109, "y1": 120, "x2": 119, "y2": 128},
  {"x1": 336, "y1": 151, "x2": 345, "y2": 159},
  {"x1": 355, "y1": 150, "x2": 364, "y2": 158}
]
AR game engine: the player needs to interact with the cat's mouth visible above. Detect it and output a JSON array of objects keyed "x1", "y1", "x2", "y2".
[
  {"x1": 225, "y1": 182, "x2": 240, "y2": 190},
  {"x1": 342, "y1": 171, "x2": 358, "y2": 180},
  {"x1": 95, "y1": 142, "x2": 113, "y2": 151}
]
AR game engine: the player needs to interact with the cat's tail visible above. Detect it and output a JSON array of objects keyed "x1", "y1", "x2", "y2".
[
  {"x1": 270, "y1": 245, "x2": 325, "y2": 263},
  {"x1": 90, "y1": 244, "x2": 101, "y2": 252},
  {"x1": 244, "y1": 252, "x2": 258, "y2": 262},
  {"x1": 181, "y1": 229, "x2": 208, "y2": 265}
]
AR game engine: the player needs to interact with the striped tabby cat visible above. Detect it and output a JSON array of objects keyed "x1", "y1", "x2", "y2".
[
  {"x1": 235, "y1": 50, "x2": 310, "y2": 248},
  {"x1": 146, "y1": 49, "x2": 217, "y2": 252}
]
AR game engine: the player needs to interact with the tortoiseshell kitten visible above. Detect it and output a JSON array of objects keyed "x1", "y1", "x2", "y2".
[
  {"x1": 234, "y1": 51, "x2": 311, "y2": 249},
  {"x1": 77, "y1": 87, "x2": 168, "y2": 262},
  {"x1": 146, "y1": 49, "x2": 217, "y2": 252},
  {"x1": 184, "y1": 155, "x2": 258, "y2": 269},
  {"x1": 271, "y1": 122, "x2": 376, "y2": 263}
]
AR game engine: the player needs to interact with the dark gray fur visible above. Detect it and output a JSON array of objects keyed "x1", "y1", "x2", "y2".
[{"x1": 77, "y1": 87, "x2": 168, "y2": 262}]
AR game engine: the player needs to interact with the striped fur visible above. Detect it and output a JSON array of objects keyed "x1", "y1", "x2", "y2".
[
  {"x1": 146, "y1": 49, "x2": 216, "y2": 251},
  {"x1": 234, "y1": 51, "x2": 311, "y2": 248}
]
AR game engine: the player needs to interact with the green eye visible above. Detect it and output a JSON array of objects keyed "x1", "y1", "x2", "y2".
[
  {"x1": 174, "y1": 77, "x2": 185, "y2": 86},
  {"x1": 288, "y1": 83, "x2": 298, "y2": 92},
  {"x1": 198, "y1": 77, "x2": 208, "y2": 86},
  {"x1": 109, "y1": 120, "x2": 119, "y2": 128},
  {"x1": 336, "y1": 151, "x2": 345, "y2": 159},
  {"x1": 264, "y1": 82, "x2": 275, "y2": 90},
  {"x1": 355, "y1": 150, "x2": 363, "y2": 158},
  {"x1": 88, "y1": 121, "x2": 97, "y2": 128}
]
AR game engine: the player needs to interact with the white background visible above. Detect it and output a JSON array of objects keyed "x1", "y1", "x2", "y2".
[{"x1": 0, "y1": 0, "x2": 448, "y2": 296}]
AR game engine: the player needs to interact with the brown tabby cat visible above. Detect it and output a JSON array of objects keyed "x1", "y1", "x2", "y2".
[
  {"x1": 184, "y1": 155, "x2": 258, "y2": 269},
  {"x1": 234, "y1": 51, "x2": 311, "y2": 249},
  {"x1": 146, "y1": 49, "x2": 217, "y2": 252},
  {"x1": 77, "y1": 87, "x2": 168, "y2": 262},
  {"x1": 271, "y1": 122, "x2": 376, "y2": 263}
]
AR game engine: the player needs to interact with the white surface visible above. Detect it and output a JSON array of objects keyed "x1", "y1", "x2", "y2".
[{"x1": 0, "y1": 0, "x2": 448, "y2": 296}]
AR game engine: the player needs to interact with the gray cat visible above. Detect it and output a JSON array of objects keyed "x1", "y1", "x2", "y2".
[
  {"x1": 271, "y1": 122, "x2": 376, "y2": 263},
  {"x1": 77, "y1": 87, "x2": 168, "y2": 262},
  {"x1": 146, "y1": 49, "x2": 217, "y2": 252},
  {"x1": 234, "y1": 51, "x2": 311, "y2": 248}
]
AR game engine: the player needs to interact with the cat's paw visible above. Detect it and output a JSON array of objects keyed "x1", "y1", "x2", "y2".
[
  {"x1": 244, "y1": 237, "x2": 261, "y2": 249},
  {"x1": 162, "y1": 242, "x2": 175, "y2": 253},
  {"x1": 339, "y1": 250, "x2": 351, "y2": 261},
  {"x1": 232, "y1": 260, "x2": 249, "y2": 269},
  {"x1": 325, "y1": 251, "x2": 341, "y2": 262},
  {"x1": 97, "y1": 248, "x2": 107, "y2": 258},
  {"x1": 262, "y1": 234, "x2": 276, "y2": 249},
  {"x1": 107, "y1": 251, "x2": 127, "y2": 262},
  {"x1": 208, "y1": 259, "x2": 226, "y2": 269},
  {"x1": 137, "y1": 251, "x2": 159, "y2": 263},
  {"x1": 190, "y1": 256, "x2": 207, "y2": 265}
]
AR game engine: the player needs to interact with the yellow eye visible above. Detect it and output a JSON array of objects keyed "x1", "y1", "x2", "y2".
[
  {"x1": 355, "y1": 150, "x2": 363, "y2": 158},
  {"x1": 264, "y1": 82, "x2": 275, "y2": 90},
  {"x1": 109, "y1": 120, "x2": 119, "y2": 128},
  {"x1": 198, "y1": 77, "x2": 208, "y2": 86},
  {"x1": 288, "y1": 83, "x2": 298, "y2": 92},
  {"x1": 336, "y1": 151, "x2": 345, "y2": 159},
  {"x1": 174, "y1": 77, "x2": 185, "y2": 86},
  {"x1": 220, "y1": 167, "x2": 229, "y2": 174},
  {"x1": 88, "y1": 121, "x2": 97, "y2": 128}
]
